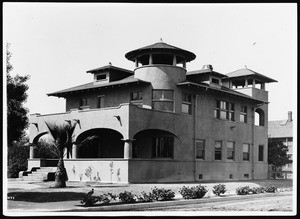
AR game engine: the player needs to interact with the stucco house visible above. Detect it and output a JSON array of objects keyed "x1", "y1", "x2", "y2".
[{"x1": 24, "y1": 41, "x2": 277, "y2": 183}]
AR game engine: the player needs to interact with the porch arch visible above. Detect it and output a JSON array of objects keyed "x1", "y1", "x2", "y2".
[
  {"x1": 76, "y1": 128, "x2": 124, "y2": 158},
  {"x1": 32, "y1": 131, "x2": 49, "y2": 144},
  {"x1": 132, "y1": 129, "x2": 179, "y2": 159}
]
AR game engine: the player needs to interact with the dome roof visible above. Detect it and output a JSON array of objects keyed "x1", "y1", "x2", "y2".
[{"x1": 125, "y1": 42, "x2": 196, "y2": 62}]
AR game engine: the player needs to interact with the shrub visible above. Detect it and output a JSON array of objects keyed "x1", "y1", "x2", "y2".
[
  {"x1": 212, "y1": 184, "x2": 227, "y2": 196},
  {"x1": 80, "y1": 194, "x2": 98, "y2": 206},
  {"x1": 118, "y1": 191, "x2": 136, "y2": 203},
  {"x1": 151, "y1": 187, "x2": 175, "y2": 201},
  {"x1": 179, "y1": 185, "x2": 208, "y2": 199},
  {"x1": 250, "y1": 186, "x2": 265, "y2": 194},
  {"x1": 264, "y1": 185, "x2": 277, "y2": 193},
  {"x1": 236, "y1": 186, "x2": 251, "y2": 195},
  {"x1": 137, "y1": 191, "x2": 155, "y2": 202},
  {"x1": 98, "y1": 193, "x2": 117, "y2": 204}
]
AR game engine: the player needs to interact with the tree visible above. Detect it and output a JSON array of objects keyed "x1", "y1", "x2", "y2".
[
  {"x1": 268, "y1": 138, "x2": 292, "y2": 170},
  {"x1": 7, "y1": 137, "x2": 29, "y2": 178},
  {"x1": 6, "y1": 42, "x2": 30, "y2": 146},
  {"x1": 43, "y1": 120, "x2": 98, "y2": 188},
  {"x1": 44, "y1": 121, "x2": 78, "y2": 188}
]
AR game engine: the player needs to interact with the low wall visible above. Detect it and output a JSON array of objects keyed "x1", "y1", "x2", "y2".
[{"x1": 63, "y1": 159, "x2": 129, "y2": 183}]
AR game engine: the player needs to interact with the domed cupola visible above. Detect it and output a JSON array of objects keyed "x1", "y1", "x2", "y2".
[{"x1": 125, "y1": 40, "x2": 196, "y2": 69}]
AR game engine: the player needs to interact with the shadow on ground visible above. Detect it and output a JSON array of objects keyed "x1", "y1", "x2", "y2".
[{"x1": 7, "y1": 192, "x2": 86, "y2": 202}]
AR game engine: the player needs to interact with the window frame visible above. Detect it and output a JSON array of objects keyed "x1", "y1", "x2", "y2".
[
  {"x1": 152, "y1": 136, "x2": 174, "y2": 159},
  {"x1": 80, "y1": 98, "x2": 88, "y2": 107},
  {"x1": 240, "y1": 105, "x2": 248, "y2": 123},
  {"x1": 243, "y1": 143, "x2": 250, "y2": 161},
  {"x1": 227, "y1": 141, "x2": 235, "y2": 160},
  {"x1": 196, "y1": 139, "x2": 205, "y2": 160},
  {"x1": 152, "y1": 89, "x2": 174, "y2": 112},
  {"x1": 214, "y1": 140, "x2": 222, "y2": 160},
  {"x1": 182, "y1": 92, "x2": 192, "y2": 114},
  {"x1": 258, "y1": 144, "x2": 264, "y2": 162},
  {"x1": 130, "y1": 91, "x2": 143, "y2": 106},
  {"x1": 97, "y1": 95, "x2": 105, "y2": 108},
  {"x1": 214, "y1": 100, "x2": 235, "y2": 121}
]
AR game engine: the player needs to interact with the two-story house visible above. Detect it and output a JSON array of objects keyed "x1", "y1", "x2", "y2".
[{"x1": 25, "y1": 41, "x2": 277, "y2": 183}]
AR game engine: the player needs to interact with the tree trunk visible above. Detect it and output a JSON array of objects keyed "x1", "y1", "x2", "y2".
[{"x1": 54, "y1": 157, "x2": 68, "y2": 188}]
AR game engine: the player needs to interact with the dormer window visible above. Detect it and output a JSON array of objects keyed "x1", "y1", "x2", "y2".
[
  {"x1": 96, "y1": 73, "x2": 107, "y2": 81},
  {"x1": 211, "y1": 77, "x2": 220, "y2": 85}
]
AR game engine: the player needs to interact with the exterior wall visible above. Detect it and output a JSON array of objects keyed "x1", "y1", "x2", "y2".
[
  {"x1": 64, "y1": 159, "x2": 129, "y2": 183},
  {"x1": 65, "y1": 84, "x2": 146, "y2": 111},
  {"x1": 234, "y1": 87, "x2": 268, "y2": 102}
]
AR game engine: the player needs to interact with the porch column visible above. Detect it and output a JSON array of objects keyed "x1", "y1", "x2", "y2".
[
  {"x1": 72, "y1": 144, "x2": 77, "y2": 159},
  {"x1": 123, "y1": 139, "x2": 134, "y2": 159},
  {"x1": 29, "y1": 145, "x2": 35, "y2": 159},
  {"x1": 182, "y1": 60, "x2": 186, "y2": 69},
  {"x1": 252, "y1": 79, "x2": 256, "y2": 88},
  {"x1": 149, "y1": 54, "x2": 153, "y2": 65},
  {"x1": 245, "y1": 78, "x2": 248, "y2": 87},
  {"x1": 135, "y1": 58, "x2": 138, "y2": 68},
  {"x1": 173, "y1": 55, "x2": 177, "y2": 66}
]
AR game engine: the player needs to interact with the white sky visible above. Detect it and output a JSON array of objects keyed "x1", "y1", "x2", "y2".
[{"x1": 3, "y1": 3, "x2": 297, "y2": 121}]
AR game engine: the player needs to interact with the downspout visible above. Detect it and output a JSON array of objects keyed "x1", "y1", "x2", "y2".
[
  {"x1": 194, "y1": 94, "x2": 198, "y2": 182},
  {"x1": 251, "y1": 107, "x2": 255, "y2": 180}
]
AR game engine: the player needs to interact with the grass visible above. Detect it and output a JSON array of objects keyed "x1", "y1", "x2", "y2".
[{"x1": 7, "y1": 179, "x2": 293, "y2": 203}]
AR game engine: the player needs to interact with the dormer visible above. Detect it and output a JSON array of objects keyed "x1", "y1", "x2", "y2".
[
  {"x1": 186, "y1": 65, "x2": 228, "y2": 87},
  {"x1": 87, "y1": 64, "x2": 133, "y2": 84}
]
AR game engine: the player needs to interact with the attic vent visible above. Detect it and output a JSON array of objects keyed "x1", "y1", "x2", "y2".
[{"x1": 202, "y1": 64, "x2": 213, "y2": 70}]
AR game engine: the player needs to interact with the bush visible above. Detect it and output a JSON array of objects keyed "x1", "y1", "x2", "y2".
[
  {"x1": 151, "y1": 187, "x2": 175, "y2": 201},
  {"x1": 137, "y1": 191, "x2": 155, "y2": 202},
  {"x1": 264, "y1": 185, "x2": 277, "y2": 193},
  {"x1": 179, "y1": 185, "x2": 208, "y2": 199},
  {"x1": 8, "y1": 138, "x2": 29, "y2": 178},
  {"x1": 118, "y1": 191, "x2": 136, "y2": 203},
  {"x1": 98, "y1": 193, "x2": 117, "y2": 204},
  {"x1": 236, "y1": 186, "x2": 251, "y2": 195},
  {"x1": 250, "y1": 186, "x2": 265, "y2": 194},
  {"x1": 212, "y1": 184, "x2": 227, "y2": 196},
  {"x1": 80, "y1": 194, "x2": 98, "y2": 206}
]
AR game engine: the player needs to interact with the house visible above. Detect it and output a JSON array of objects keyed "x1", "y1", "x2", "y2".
[
  {"x1": 268, "y1": 111, "x2": 293, "y2": 178},
  {"x1": 25, "y1": 41, "x2": 277, "y2": 183}
]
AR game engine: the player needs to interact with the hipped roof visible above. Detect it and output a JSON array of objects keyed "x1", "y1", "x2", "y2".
[{"x1": 225, "y1": 68, "x2": 277, "y2": 83}]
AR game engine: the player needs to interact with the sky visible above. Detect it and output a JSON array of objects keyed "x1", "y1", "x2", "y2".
[{"x1": 3, "y1": 3, "x2": 297, "y2": 122}]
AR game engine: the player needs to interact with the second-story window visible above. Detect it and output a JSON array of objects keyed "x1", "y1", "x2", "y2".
[
  {"x1": 80, "y1": 98, "x2": 88, "y2": 107},
  {"x1": 240, "y1": 106, "x2": 248, "y2": 123},
  {"x1": 131, "y1": 91, "x2": 143, "y2": 106},
  {"x1": 182, "y1": 93, "x2": 192, "y2": 114},
  {"x1": 97, "y1": 96, "x2": 105, "y2": 108},
  {"x1": 152, "y1": 89, "x2": 174, "y2": 112}
]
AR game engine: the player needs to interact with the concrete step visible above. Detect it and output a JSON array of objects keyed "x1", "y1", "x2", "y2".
[{"x1": 20, "y1": 166, "x2": 57, "y2": 181}]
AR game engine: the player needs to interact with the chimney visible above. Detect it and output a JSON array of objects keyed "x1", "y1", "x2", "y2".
[{"x1": 288, "y1": 111, "x2": 292, "y2": 122}]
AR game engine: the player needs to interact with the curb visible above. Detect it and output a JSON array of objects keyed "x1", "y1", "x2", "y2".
[{"x1": 60, "y1": 191, "x2": 293, "y2": 212}]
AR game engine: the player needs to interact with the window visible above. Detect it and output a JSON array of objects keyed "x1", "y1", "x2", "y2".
[
  {"x1": 227, "y1": 141, "x2": 235, "y2": 160},
  {"x1": 229, "y1": 103, "x2": 235, "y2": 121},
  {"x1": 152, "y1": 137, "x2": 174, "y2": 158},
  {"x1": 243, "y1": 143, "x2": 250, "y2": 161},
  {"x1": 255, "y1": 108, "x2": 265, "y2": 126},
  {"x1": 240, "y1": 106, "x2": 247, "y2": 123},
  {"x1": 258, "y1": 145, "x2": 264, "y2": 161},
  {"x1": 196, "y1": 140, "x2": 205, "y2": 159},
  {"x1": 152, "y1": 90, "x2": 174, "y2": 112},
  {"x1": 131, "y1": 91, "x2": 143, "y2": 106},
  {"x1": 211, "y1": 78, "x2": 220, "y2": 85},
  {"x1": 182, "y1": 93, "x2": 192, "y2": 114},
  {"x1": 215, "y1": 141, "x2": 222, "y2": 160},
  {"x1": 97, "y1": 96, "x2": 105, "y2": 108},
  {"x1": 214, "y1": 100, "x2": 235, "y2": 121},
  {"x1": 80, "y1": 98, "x2": 88, "y2": 107},
  {"x1": 96, "y1": 74, "x2": 107, "y2": 81}
]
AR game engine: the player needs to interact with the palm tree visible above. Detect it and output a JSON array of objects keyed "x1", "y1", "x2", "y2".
[
  {"x1": 45, "y1": 120, "x2": 99, "y2": 188},
  {"x1": 45, "y1": 120, "x2": 78, "y2": 188}
]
